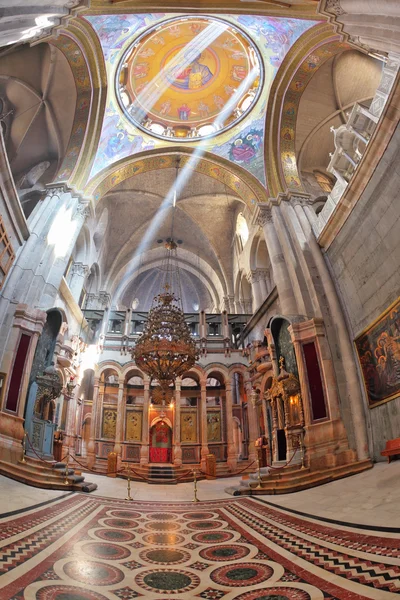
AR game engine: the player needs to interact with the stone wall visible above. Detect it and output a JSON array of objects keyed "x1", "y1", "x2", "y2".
[{"x1": 326, "y1": 122, "x2": 400, "y2": 461}]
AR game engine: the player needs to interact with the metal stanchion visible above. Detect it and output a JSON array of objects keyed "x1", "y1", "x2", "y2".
[
  {"x1": 300, "y1": 436, "x2": 306, "y2": 470},
  {"x1": 20, "y1": 432, "x2": 27, "y2": 464},
  {"x1": 64, "y1": 451, "x2": 70, "y2": 485},
  {"x1": 192, "y1": 469, "x2": 200, "y2": 503},
  {"x1": 255, "y1": 458, "x2": 263, "y2": 490},
  {"x1": 125, "y1": 465, "x2": 133, "y2": 501}
]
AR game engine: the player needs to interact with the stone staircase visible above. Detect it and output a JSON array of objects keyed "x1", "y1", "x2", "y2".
[
  {"x1": 0, "y1": 456, "x2": 98, "y2": 493},
  {"x1": 225, "y1": 459, "x2": 373, "y2": 496}
]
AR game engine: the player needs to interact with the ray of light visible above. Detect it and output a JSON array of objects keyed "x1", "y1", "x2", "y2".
[{"x1": 111, "y1": 66, "x2": 260, "y2": 307}]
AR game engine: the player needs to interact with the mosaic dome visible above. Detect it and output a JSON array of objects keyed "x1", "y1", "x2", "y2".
[{"x1": 116, "y1": 16, "x2": 262, "y2": 141}]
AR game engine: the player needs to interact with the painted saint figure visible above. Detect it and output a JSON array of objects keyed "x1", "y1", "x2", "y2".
[
  {"x1": 178, "y1": 103, "x2": 191, "y2": 120},
  {"x1": 171, "y1": 51, "x2": 213, "y2": 90}
]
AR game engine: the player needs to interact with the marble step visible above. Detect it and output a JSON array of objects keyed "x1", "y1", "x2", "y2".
[
  {"x1": 225, "y1": 459, "x2": 373, "y2": 496},
  {"x1": 0, "y1": 460, "x2": 98, "y2": 493}
]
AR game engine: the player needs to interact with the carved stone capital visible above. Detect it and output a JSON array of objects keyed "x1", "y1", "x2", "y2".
[
  {"x1": 71, "y1": 262, "x2": 89, "y2": 278},
  {"x1": 278, "y1": 191, "x2": 313, "y2": 208},
  {"x1": 98, "y1": 291, "x2": 111, "y2": 309},
  {"x1": 74, "y1": 201, "x2": 90, "y2": 222},
  {"x1": 324, "y1": 0, "x2": 346, "y2": 16},
  {"x1": 255, "y1": 204, "x2": 273, "y2": 227}
]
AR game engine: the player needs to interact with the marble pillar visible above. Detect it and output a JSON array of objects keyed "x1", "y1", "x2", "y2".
[
  {"x1": 173, "y1": 379, "x2": 182, "y2": 466},
  {"x1": 113, "y1": 381, "x2": 125, "y2": 464},
  {"x1": 140, "y1": 378, "x2": 150, "y2": 465},
  {"x1": 255, "y1": 204, "x2": 298, "y2": 317},
  {"x1": 245, "y1": 383, "x2": 259, "y2": 464},
  {"x1": 87, "y1": 378, "x2": 99, "y2": 468},
  {"x1": 225, "y1": 380, "x2": 237, "y2": 471},
  {"x1": 200, "y1": 377, "x2": 209, "y2": 470},
  {"x1": 68, "y1": 262, "x2": 89, "y2": 304}
]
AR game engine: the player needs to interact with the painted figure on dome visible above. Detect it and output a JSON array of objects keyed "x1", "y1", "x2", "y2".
[
  {"x1": 160, "y1": 100, "x2": 172, "y2": 116},
  {"x1": 229, "y1": 130, "x2": 262, "y2": 164},
  {"x1": 178, "y1": 103, "x2": 191, "y2": 120},
  {"x1": 171, "y1": 51, "x2": 213, "y2": 90},
  {"x1": 132, "y1": 62, "x2": 149, "y2": 78},
  {"x1": 231, "y1": 65, "x2": 247, "y2": 82},
  {"x1": 198, "y1": 101, "x2": 210, "y2": 118}
]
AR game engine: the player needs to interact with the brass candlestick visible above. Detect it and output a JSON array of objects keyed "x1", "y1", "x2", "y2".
[
  {"x1": 125, "y1": 465, "x2": 133, "y2": 501},
  {"x1": 192, "y1": 469, "x2": 200, "y2": 503},
  {"x1": 64, "y1": 451, "x2": 70, "y2": 485},
  {"x1": 255, "y1": 458, "x2": 263, "y2": 490},
  {"x1": 300, "y1": 436, "x2": 306, "y2": 470},
  {"x1": 20, "y1": 432, "x2": 27, "y2": 464}
]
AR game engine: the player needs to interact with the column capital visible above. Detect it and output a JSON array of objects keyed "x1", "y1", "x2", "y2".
[
  {"x1": 322, "y1": 0, "x2": 346, "y2": 16},
  {"x1": 253, "y1": 203, "x2": 273, "y2": 228},
  {"x1": 73, "y1": 200, "x2": 91, "y2": 222},
  {"x1": 71, "y1": 262, "x2": 90, "y2": 277},
  {"x1": 276, "y1": 190, "x2": 312, "y2": 208}
]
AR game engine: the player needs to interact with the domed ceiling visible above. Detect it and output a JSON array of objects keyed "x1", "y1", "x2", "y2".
[
  {"x1": 84, "y1": 13, "x2": 320, "y2": 187},
  {"x1": 117, "y1": 16, "x2": 262, "y2": 141}
]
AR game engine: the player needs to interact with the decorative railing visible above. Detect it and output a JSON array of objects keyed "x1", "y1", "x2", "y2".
[{"x1": 313, "y1": 52, "x2": 400, "y2": 237}]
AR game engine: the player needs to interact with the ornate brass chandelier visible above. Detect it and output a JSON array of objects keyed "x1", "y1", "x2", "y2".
[{"x1": 132, "y1": 170, "x2": 199, "y2": 399}]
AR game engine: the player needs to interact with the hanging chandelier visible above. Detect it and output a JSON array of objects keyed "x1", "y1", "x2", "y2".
[{"x1": 132, "y1": 169, "x2": 199, "y2": 398}]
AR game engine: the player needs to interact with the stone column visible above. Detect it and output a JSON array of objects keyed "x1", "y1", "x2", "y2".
[
  {"x1": 258, "y1": 271, "x2": 269, "y2": 299},
  {"x1": 140, "y1": 378, "x2": 150, "y2": 465},
  {"x1": 200, "y1": 377, "x2": 209, "y2": 470},
  {"x1": 173, "y1": 379, "x2": 182, "y2": 466},
  {"x1": 245, "y1": 384, "x2": 259, "y2": 463},
  {"x1": 87, "y1": 377, "x2": 99, "y2": 468},
  {"x1": 68, "y1": 262, "x2": 89, "y2": 303},
  {"x1": 64, "y1": 389, "x2": 77, "y2": 451},
  {"x1": 114, "y1": 380, "x2": 125, "y2": 464},
  {"x1": 250, "y1": 271, "x2": 263, "y2": 309},
  {"x1": 255, "y1": 204, "x2": 298, "y2": 316},
  {"x1": 225, "y1": 379, "x2": 237, "y2": 471},
  {"x1": 292, "y1": 197, "x2": 369, "y2": 460}
]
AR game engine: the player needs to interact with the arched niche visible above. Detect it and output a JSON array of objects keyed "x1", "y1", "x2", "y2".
[{"x1": 270, "y1": 317, "x2": 298, "y2": 378}]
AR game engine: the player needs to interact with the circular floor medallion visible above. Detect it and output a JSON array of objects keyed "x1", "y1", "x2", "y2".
[
  {"x1": 139, "y1": 547, "x2": 191, "y2": 565},
  {"x1": 210, "y1": 563, "x2": 273, "y2": 587},
  {"x1": 193, "y1": 530, "x2": 235, "y2": 544},
  {"x1": 145, "y1": 521, "x2": 181, "y2": 532},
  {"x1": 135, "y1": 568, "x2": 200, "y2": 593},
  {"x1": 143, "y1": 532, "x2": 185, "y2": 546},
  {"x1": 103, "y1": 518, "x2": 138, "y2": 529},
  {"x1": 81, "y1": 542, "x2": 131, "y2": 561},
  {"x1": 187, "y1": 520, "x2": 223, "y2": 530},
  {"x1": 35, "y1": 585, "x2": 109, "y2": 600},
  {"x1": 232, "y1": 588, "x2": 312, "y2": 600},
  {"x1": 182, "y1": 512, "x2": 216, "y2": 520},
  {"x1": 94, "y1": 528, "x2": 135, "y2": 543},
  {"x1": 148, "y1": 512, "x2": 178, "y2": 521},
  {"x1": 109, "y1": 510, "x2": 141, "y2": 519},
  {"x1": 63, "y1": 560, "x2": 125, "y2": 586},
  {"x1": 200, "y1": 544, "x2": 250, "y2": 562}
]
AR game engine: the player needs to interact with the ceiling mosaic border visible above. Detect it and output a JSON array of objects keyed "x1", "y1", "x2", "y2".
[
  {"x1": 83, "y1": 12, "x2": 320, "y2": 189},
  {"x1": 85, "y1": 150, "x2": 268, "y2": 211}
]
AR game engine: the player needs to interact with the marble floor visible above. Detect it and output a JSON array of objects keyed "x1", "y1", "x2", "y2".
[{"x1": 0, "y1": 462, "x2": 399, "y2": 599}]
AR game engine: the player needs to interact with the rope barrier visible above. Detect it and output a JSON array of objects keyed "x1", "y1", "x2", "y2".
[
  {"x1": 25, "y1": 433, "x2": 58, "y2": 465},
  {"x1": 198, "y1": 459, "x2": 257, "y2": 479},
  {"x1": 266, "y1": 444, "x2": 300, "y2": 470}
]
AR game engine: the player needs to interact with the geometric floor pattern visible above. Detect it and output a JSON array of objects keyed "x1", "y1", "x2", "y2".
[{"x1": 0, "y1": 494, "x2": 399, "y2": 599}]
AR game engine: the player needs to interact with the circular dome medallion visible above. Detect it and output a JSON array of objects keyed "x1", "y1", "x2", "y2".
[{"x1": 117, "y1": 16, "x2": 262, "y2": 141}]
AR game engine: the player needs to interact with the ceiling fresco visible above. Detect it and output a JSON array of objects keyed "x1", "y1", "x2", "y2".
[
  {"x1": 84, "y1": 13, "x2": 320, "y2": 188},
  {"x1": 116, "y1": 16, "x2": 262, "y2": 141}
]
